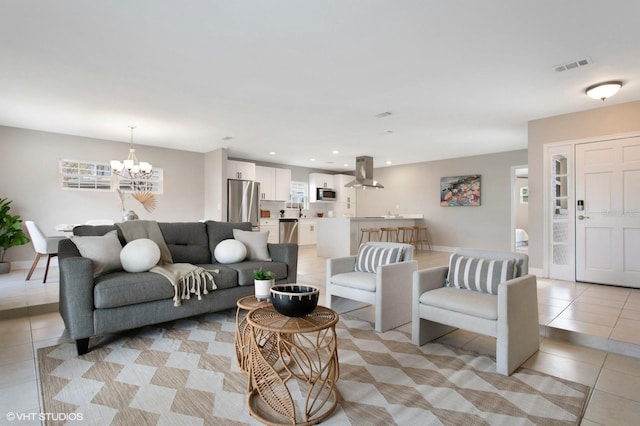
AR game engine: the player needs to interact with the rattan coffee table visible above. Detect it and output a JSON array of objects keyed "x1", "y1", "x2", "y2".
[
  {"x1": 246, "y1": 305, "x2": 340, "y2": 426},
  {"x1": 235, "y1": 295, "x2": 271, "y2": 373}
]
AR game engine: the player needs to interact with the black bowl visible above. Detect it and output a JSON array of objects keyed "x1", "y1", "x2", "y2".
[{"x1": 270, "y1": 284, "x2": 320, "y2": 317}]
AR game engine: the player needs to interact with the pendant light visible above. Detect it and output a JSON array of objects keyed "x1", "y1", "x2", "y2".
[{"x1": 110, "y1": 126, "x2": 153, "y2": 178}]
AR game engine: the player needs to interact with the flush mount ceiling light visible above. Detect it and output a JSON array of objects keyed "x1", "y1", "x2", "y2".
[
  {"x1": 585, "y1": 81, "x2": 623, "y2": 101},
  {"x1": 110, "y1": 126, "x2": 153, "y2": 179}
]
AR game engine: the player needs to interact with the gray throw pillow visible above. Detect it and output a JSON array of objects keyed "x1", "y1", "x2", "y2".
[
  {"x1": 354, "y1": 244, "x2": 403, "y2": 273},
  {"x1": 445, "y1": 254, "x2": 517, "y2": 295},
  {"x1": 70, "y1": 230, "x2": 123, "y2": 277},
  {"x1": 232, "y1": 229, "x2": 271, "y2": 261}
]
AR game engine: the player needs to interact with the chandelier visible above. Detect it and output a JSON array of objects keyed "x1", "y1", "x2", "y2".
[{"x1": 110, "y1": 125, "x2": 153, "y2": 179}]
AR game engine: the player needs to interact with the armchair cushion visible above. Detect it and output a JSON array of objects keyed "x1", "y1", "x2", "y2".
[
  {"x1": 419, "y1": 287, "x2": 498, "y2": 320},
  {"x1": 355, "y1": 244, "x2": 404, "y2": 273},
  {"x1": 330, "y1": 271, "x2": 377, "y2": 292},
  {"x1": 445, "y1": 253, "x2": 516, "y2": 295}
]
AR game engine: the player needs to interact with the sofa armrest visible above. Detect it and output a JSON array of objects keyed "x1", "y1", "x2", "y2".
[
  {"x1": 327, "y1": 256, "x2": 357, "y2": 278},
  {"x1": 58, "y1": 256, "x2": 96, "y2": 340},
  {"x1": 58, "y1": 237, "x2": 81, "y2": 259},
  {"x1": 267, "y1": 243, "x2": 298, "y2": 283}
]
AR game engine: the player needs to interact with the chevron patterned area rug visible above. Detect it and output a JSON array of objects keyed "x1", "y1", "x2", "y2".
[{"x1": 38, "y1": 309, "x2": 589, "y2": 425}]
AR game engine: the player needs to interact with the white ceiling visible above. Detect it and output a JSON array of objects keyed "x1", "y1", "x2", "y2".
[{"x1": 1, "y1": 1, "x2": 639, "y2": 171}]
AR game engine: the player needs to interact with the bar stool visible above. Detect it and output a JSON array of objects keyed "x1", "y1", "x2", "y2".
[
  {"x1": 379, "y1": 227, "x2": 399, "y2": 242},
  {"x1": 359, "y1": 228, "x2": 381, "y2": 245},
  {"x1": 413, "y1": 225, "x2": 432, "y2": 252},
  {"x1": 397, "y1": 226, "x2": 415, "y2": 247}
]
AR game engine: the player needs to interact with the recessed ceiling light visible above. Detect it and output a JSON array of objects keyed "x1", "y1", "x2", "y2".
[
  {"x1": 386, "y1": 161, "x2": 393, "y2": 165},
  {"x1": 269, "y1": 151, "x2": 276, "y2": 155},
  {"x1": 310, "y1": 158, "x2": 316, "y2": 162},
  {"x1": 332, "y1": 150, "x2": 339, "y2": 155},
  {"x1": 343, "y1": 163, "x2": 349, "y2": 167}
]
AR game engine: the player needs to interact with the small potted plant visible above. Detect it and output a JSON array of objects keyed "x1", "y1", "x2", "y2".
[
  {"x1": 0, "y1": 197, "x2": 30, "y2": 274},
  {"x1": 253, "y1": 267, "x2": 276, "y2": 301}
]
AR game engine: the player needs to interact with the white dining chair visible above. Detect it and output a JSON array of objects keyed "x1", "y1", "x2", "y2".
[{"x1": 25, "y1": 221, "x2": 66, "y2": 283}]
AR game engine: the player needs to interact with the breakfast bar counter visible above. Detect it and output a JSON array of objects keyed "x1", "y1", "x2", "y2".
[{"x1": 316, "y1": 216, "x2": 422, "y2": 257}]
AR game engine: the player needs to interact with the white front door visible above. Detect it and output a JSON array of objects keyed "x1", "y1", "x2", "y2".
[{"x1": 575, "y1": 137, "x2": 640, "y2": 287}]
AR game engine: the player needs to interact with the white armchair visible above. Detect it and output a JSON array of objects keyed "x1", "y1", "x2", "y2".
[
  {"x1": 326, "y1": 242, "x2": 418, "y2": 332},
  {"x1": 412, "y1": 249, "x2": 539, "y2": 375}
]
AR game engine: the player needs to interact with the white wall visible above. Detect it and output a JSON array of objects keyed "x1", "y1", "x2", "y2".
[
  {"x1": 0, "y1": 126, "x2": 206, "y2": 263},
  {"x1": 356, "y1": 149, "x2": 528, "y2": 251}
]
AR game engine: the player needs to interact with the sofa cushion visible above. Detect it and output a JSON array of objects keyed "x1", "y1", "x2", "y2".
[
  {"x1": 419, "y1": 287, "x2": 498, "y2": 320},
  {"x1": 159, "y1": 222, "x2": 211, "y2": 264},
  {"x1": 94, "y1": 271, "x2": 177, "y2": 308},
  {"x1": 354, "y1": 244, "x2": 403, "y2": 273},
  {"x1": 329, "y1": 271, "x2": 377, "y2": 292},
  {"x1": 70, "y1": 230, "x2": 123, "y2": 277},
  {"x1": 206, "y1": 221, "x2": 252, "y2": 262},
  {"x1": 225, "y1": 260, "x2": 288, "y2": 286},
  {"x1": 94, "y1": 265, "x2": 239, "y2": 309},
  {"x1": 233, "y1": 229, "x2": 272, "y2": 261},
  {"x1": 446, "y1": 254, "x2": 516, "y2": 295},
  {"x1": 120, "y1": 239, "x2": 161, "y2": 272}
]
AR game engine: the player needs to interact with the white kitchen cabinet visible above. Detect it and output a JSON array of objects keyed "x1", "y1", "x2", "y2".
[
  {"x1": 332, "y1": 174, "x2": 357, "y2": 217},
  {"x1": 255, "y1": 166, "x2": 291, "y2": 201},
  {"x1": 299, "y1": 219, "x2": 317, "y2": 245},
  {"x1": 309, "y1": 173, "x2": 335, "y2": 202},
  {"x1": 227, "y1": 160, "x2": 255, "y2": 181},
  {"x1": 259, "y1": 218, "x2": 279, "y2": 243},
  {"x1": 310, "y1": 173, "x2": 334, "y2": 189},
  {"x1": 334, "y1": 174, "x2": 356, "y2": 203},
  {"x1": 275, "y1": 167, "x2": 291, "y2": 201}
]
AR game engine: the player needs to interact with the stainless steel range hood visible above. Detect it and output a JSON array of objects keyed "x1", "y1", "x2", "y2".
[{"x1": 344, "y1": 156, "x2": 384, "y2": 189}]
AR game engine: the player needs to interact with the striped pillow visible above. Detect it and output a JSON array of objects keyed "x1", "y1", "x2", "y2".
[
  {"x1": 445, "y1": 254, "x2": 517, "y2": 295},
  {"x1": 355, "y1": 244, "x2": 404, "y2": 273}
]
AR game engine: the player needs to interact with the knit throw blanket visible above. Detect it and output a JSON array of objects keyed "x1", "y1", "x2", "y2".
[
  {"x1": 116, "y1": 220, "x2": 219, "y2": 307},
  {"x1": 150, "y1": 263, "x2": 218, "y2": 307}
]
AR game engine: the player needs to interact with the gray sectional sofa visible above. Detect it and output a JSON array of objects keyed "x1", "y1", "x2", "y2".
[{"x1": 58, "y1": 221, "x2": 298, "y2": 355}]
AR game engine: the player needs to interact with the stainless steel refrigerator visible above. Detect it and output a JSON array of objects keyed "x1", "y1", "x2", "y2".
[{"x1": 227, "y1": 179, "x2": 260, "y2": 230}]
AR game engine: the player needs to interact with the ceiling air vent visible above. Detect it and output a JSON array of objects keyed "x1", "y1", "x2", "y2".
[{"x1": 554, "y1": 57, "x2": 593, "y2": 72}]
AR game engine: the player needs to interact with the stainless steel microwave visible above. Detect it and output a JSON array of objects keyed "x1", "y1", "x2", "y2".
[{"x1": 316, "y1": 188, "x2": 337, "y2": 201}]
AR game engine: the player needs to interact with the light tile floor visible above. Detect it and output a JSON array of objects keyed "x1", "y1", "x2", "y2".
[{"x1": 1, "y1": 247, "x2": 639, "y2": 425}]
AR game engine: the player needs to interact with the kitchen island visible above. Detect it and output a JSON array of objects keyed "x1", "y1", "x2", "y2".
[{"x1": 316, "y1": 216, "x2": 422, "y2": 258}]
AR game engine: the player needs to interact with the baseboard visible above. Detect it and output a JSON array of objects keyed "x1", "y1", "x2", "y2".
[
  {"x1": 8, "y1": 258, "x2": 60, "y2": 270},
  {"x1": 0, "y1": 302, "x2": 59, "y2": 320}
]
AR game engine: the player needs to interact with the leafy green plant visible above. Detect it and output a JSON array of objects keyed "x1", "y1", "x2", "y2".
[
  {"x1": 253, "y1": 267, "x2": 276, "y2": 280},
  {"x1": 0, "y1": 197, "x2": 30, "y2": 262}
]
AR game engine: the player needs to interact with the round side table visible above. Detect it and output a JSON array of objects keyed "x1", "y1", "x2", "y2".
[
  {"x1": 235, "y1": 295, "x2": 271, "y2": 374},
  {"x1": 246, "y1": 305, "x2": 340, "y2": 426}
]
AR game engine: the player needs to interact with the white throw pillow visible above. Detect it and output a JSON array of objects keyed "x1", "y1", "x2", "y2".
[
  {"x1": 120, "y1": 238, "x2": 161, "y2": 273},
  {"x1": 70, "y1": 230, "x2": 123, "y2": 277},
  {"x1": 233, "y1": 229, "x2": 272, "y2": 261},
  {"x1": 214, "y1": 239, "x2": 247, "y2": 264}
]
